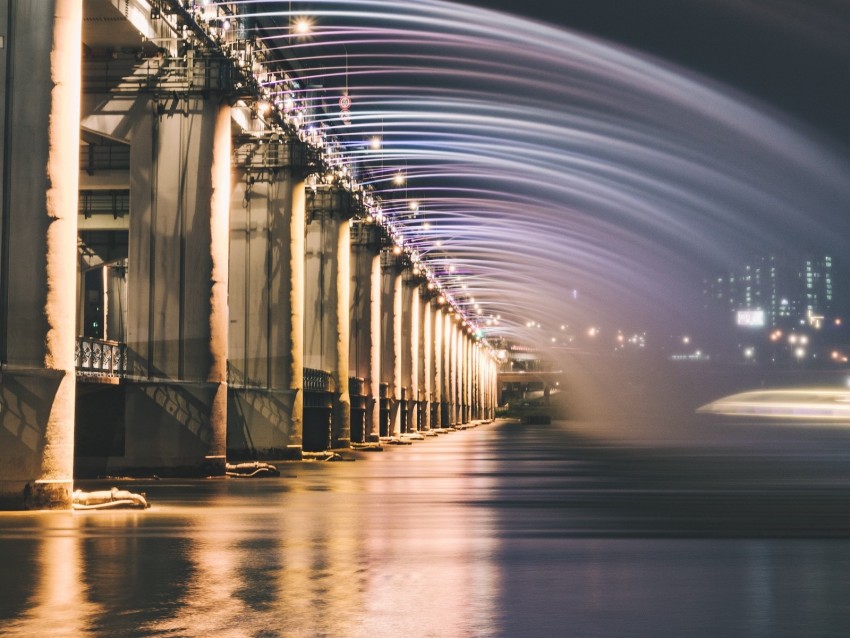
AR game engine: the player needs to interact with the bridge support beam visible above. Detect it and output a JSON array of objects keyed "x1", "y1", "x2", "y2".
[{"x1": 0, "y1": 0, "x2": 82, "y2": 509}]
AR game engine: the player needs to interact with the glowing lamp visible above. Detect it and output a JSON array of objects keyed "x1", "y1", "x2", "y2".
[{"x1": 294, "y1": 17, "x2": 313, "y2": 35}]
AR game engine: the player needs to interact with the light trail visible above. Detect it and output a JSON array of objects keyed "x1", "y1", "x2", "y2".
[
  {"x1": 698, "y1": 388, "x2": 850, "y2": 422},
  {"x1": 221, "y1": 0, "x2": 850, "y2": 347}
]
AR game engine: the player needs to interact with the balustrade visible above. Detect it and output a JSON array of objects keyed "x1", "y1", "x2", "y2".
[{"x1": 75, "y1": 337, "x2": 126, "y2": 378}]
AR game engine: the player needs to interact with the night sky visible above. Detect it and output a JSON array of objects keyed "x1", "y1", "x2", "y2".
[{"x1": 467, "y1": 0, "x2": 850, "y2": 149}]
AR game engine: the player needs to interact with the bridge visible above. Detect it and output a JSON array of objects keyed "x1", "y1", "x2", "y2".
[{"x1": 0, "y1": 0, "x2": 501, "y2": 509}]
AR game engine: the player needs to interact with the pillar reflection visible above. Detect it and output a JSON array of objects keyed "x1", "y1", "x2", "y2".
[{"x1": 3, "y1": 516, "x2": 100, "y2": 638}]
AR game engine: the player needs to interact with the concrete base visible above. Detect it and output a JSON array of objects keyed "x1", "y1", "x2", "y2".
[
  {"x1": 24, "y1": 479, "x2": 73, "y2": 510},
  {"x1": 202, "y1": 455, "x2": 227, "y2": 477},
  {"x1": 0, "y1": 368, "x2": 72, "y2": 509},
  {"x1": 0, "y1": 479, "x2": 72, "y2": 511},
  {"x1": 331, "y1": 436, "x2": 351, "y2": 449},
  {"x1": 227, "y1": 387, "x2": 301, "y2": 460}
]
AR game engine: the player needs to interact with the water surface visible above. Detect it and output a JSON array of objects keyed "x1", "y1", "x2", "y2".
[{"x1": 4, "y1": 418, "x2": 850, "y2": 637}]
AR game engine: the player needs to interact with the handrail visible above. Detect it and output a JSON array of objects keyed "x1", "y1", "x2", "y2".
[
  {"x1": 304, "y1": 367, "x2": 333, "y2": 393},
  {"x1": 75, "y1": 336, "x2": 127, "y2": 378}
]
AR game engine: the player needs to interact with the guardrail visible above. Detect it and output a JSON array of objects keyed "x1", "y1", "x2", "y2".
[
  {"x1": 304, "y1": 367, "x2": 333, "y2": 393},
  {"x1": 75, "y1": 337, "x2": 127, "y2": 378}
]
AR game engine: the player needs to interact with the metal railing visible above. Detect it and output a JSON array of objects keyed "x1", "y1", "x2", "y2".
[
  {"x1": 75, "y1": 337, "x2": 127, "y2": 378},
  {"x1": 304, "y1": 367, "x2": 333, "y2": 393},
  {"x1": 83, "y1": 54, "x2": 238, "y2": 96},
  {"x1": 79, "y1": 190, "x2": 130, "y2": 218}
]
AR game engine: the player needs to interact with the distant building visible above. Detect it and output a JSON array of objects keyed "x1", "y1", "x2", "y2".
[{"x1": 705, "y1": 254, "x2": 836, "y2": 330}]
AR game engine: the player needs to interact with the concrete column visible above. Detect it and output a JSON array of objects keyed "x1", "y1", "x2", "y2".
[
  {"x1": 208, "y1": 106, "x2": 230, "y2": 467},
  {"x1": 461, "y1": 332, "x2": 468, "y2": 424},
  {"x1": 125, "y1": 95, "x2": 231, "y2": 476},
  {"x1": 227, "y1": 139, "x2": 306, "y2": 460},
  {"x1": 421, "y1": 293, "x2": 432, "y2": 432},
  {"x1": 400, "y1": 274, "x2": 417, "y2": 432},
  {"x1": 350, "y1": 221, "x2": 382, "y2": 443},
  {"x1": 469, "y1": 337, "x2": 478, "y2": 421},
  {"x1": 484, "y1": 353, "x2": 491, "y2": 418},
  {"x1": 444, "y1": 311, "x2": 454, "y2": 426},
  {"x1": 0, "y1": 0, "x2": 81, "y2": 509},
  {"x1": 288, "y1": 179, "x2": 306, "y2": 451},
  {"x1": 467, "y1": 337, "x2": 474, "y2": 422},
  {"x1": 450, "y1": 317, "x2": 460, "y2": 425},
  {"x1": 467, "y1": 337, "x2": 474, "y2": 421},
  {"x1": 460, "y1": 326, "x2": 467, "y2": 422},
  {"x1": 476, "y1": 349, "x2": 483, "y2": 420},
  {"x1": 476, "y1": 347, "x2": 484, "y2": 420},
  {"x1": 490, "y1": 358, "x2": 495, "y2": 417},
  {"x1": 432, "y1": 304, "x2": 443, "y2": 428},
  {"x1": 380, "y1": 251, "x2": 404, "y2": 438},
  {"x1": 304, "y1": 186, "x2": 354, "y2": 449}
]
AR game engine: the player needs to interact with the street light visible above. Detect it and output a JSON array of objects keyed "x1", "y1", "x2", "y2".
[{"x1": 293, "y1": 16, "x2": 312, "y2": 35}]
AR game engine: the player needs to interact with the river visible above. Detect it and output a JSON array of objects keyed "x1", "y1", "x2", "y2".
[{"x1": 4, "y1": 416, "x2": 850, "y2": 637}]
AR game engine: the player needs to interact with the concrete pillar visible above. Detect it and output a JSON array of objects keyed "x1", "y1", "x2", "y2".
[
  {"x1": 126, "y1": 95, "x2": 231, "y2": 476},
  {"x1": 349, "y1": 221, "x2": 382, "y2": 443},
  {"x1": 476, "y1": 345, "x2": 483, "y2": 420},
  {"x1": 0, "y1": 0, "x2": 81, "y2": 509},
  {"x1": 449, "y1": 317, "x2": 459, "y2": 425},
  {"x1": 461, "y1": 329, "x2": 468, "y2": 423},
  {"x1": 443, "y1": 311, "x2": 453, "y2": 426},
  {"x1": 432, "y1": 304, "x2": 444, "y2": 428},
  {"x1": 476, "y1": 347, "x2": 484, "y2": 420},
  {"x1": 421, "y1": 293, "x2": 432, "y2": 431},
  {"x1": 380, "y1": 251, "x2": 404, "y2": 438},
  {"x1": 288, "y1": 179, "x2": 306, "y2": 451},
  {"x1": 400, "y1": 273, "x2": 417, "y2": 432},
  {"x1": 467, "y1": 336, "x2": 474, "y2": 421},
  {"x1": 466, "y1": 337, "x2": 474, "y2": 422},
  {"x1": 461, "y1": 332, "x2": 468, "y2": 424},
  {"x1": 227, "y1": 136, "x2": 307, "y2": 460},
  {"x1": 490, "y1": 358, "x2": 495, "y2": 417},
  {"x1": 304, "y1": 186, "x2": 354, "y2": 449},
  {"x1": 208, "y1": 106, "x2": 230, "y2": 465}
]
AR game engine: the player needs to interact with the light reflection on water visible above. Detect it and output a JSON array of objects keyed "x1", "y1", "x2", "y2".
[{"x1": 4, "y1": 420, "x2": 850, "y2": 636}]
